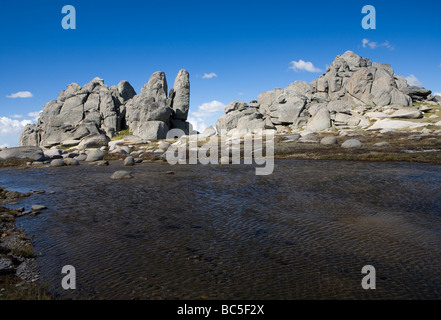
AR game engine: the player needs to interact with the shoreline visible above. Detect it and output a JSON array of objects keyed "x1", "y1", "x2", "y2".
[
  {"x1": 272, "y1": 131, "x2": 441, "y2": 164},
  {"x1": 0, "y1": 187, "x2": 52, "y2": 300},
  {"x1": 2, "y1": 131, "x2": 441, "y2": 168}
]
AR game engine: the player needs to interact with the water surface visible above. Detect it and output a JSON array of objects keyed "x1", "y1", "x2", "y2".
[{"x1": 1, "y1": 159, "x2": 441, "y2": 299}]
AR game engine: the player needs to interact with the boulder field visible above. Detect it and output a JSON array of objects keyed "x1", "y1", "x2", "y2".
[
  {"x1": 2, "y1": 50, "x2": 439, "y2": 166},
  {"x1": 216, "y1": 50, "x2": 439, "y2": 136}
]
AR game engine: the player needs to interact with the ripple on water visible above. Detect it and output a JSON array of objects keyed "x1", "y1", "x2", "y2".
[{"x1": 1, "y1": 160, "x2": 441, "y2": 299}]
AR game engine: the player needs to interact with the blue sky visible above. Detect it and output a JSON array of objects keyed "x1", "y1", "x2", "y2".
[{"x1": 1, "y1": 0, "x2": 440, "y2": 147}]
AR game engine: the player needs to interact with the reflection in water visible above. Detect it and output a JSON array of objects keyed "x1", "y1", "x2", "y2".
[{"x1": 1, "y1": 160, "x2": 441, "y2": 299}]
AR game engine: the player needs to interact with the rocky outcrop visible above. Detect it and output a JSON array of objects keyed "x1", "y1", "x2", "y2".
[
  {"x1": 217, "y1": 51, "x2": 435, "y2": 135},
  {"x1": 19, "y1": 70, "x2": 191, "y2": 148}
]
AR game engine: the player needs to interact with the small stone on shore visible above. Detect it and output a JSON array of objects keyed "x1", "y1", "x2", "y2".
[
  {"x1": 124, "y1": 156, "x2": 135, "y2": 166},
  {"x1": 341, "y1": 139, "x2": 363, "y2": 149},
  {"x1": 320, "y1": 136, "x2": 339, "y2": 145}
]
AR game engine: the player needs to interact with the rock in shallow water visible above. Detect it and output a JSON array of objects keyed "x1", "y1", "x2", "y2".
[
  {"x1": 96, "y1": 160, "x2": 109, "y2": 166},
  {"x1": 31, "y1": 205, "x2": 47, "y2": 212},
  {"x1": 50, "y1": 159, "x2": 66, "y2": 167},
  {"x1": 64, "y1": 158, "x2": 80, "y2": 166},
  {"x1": 110, "y1": 171, "x2": 134, "y2": 180}
]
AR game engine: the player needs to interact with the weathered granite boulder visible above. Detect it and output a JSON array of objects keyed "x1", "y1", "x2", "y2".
[
  {"x1": 170, "y1": 69, "x2": 190, "y2": 120},
  {"x1": 401, "y1": 86, "x2": 432, "y2": 102},
  {"x1": 78, "y1": 134, "x2": 111, "y2": 150},
  {"x1": 341, "y1": 139, "x2": 363, "y2": 149},
  {"x1": 85, "y1": 149, "x2": 105, "y2": 162},
  {"x1": 0, "y1": 147, "x2": 45, "y2": 161}
]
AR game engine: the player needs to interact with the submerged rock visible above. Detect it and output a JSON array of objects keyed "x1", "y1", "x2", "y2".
[{"x1": 110, "y1": 171, "x2": 134, "y2": 180}]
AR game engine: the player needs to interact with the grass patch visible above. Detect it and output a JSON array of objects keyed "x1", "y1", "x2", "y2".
[
  {"x1": 0, "y1": 158, "x2": 31, "y2": 168},
  {"x1": 11, "y1": 246, "x2": 34, "y2": 259},
  {"x1": 111, "y1": 129, "x2": 131, "y2": 141},
  {"x1": 57, "y1": 145, "x2": 71, "y2": 151}
]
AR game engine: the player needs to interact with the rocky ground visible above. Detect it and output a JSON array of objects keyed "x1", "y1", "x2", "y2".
[
  {"x1": 2, "y1": 125, "x2": 441, "y2": 171},
  {"x1": 0, "y1": 187, "x2": 52, "y2": 300}
]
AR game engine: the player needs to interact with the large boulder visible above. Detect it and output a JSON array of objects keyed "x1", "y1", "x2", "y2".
[
  {"x1": 306, "y1": 108, "x2": 331, "y2": 132},
  {"x1": 216, "y1": 108, "x2": 266, "y2": 136},
  {"x1": 269, "y1": 96, "x2": 307, "y2": 124},
  {"x1": 78, "y1": 134, "x2": 110, "y2": 150},
  {"x1": 131, "y1": 121, "x2": 170, "y2": 140},
  {"x1": 401, "y1": 86, "x2": 432, "y2": 101},
  {"x1": 368, "y1": 119, "x2": 429, "y2": 131},
  {"x1": 390, "y1": 108, "x2": 423, "y2": 119},
  {"x1": 44, "y1": 148, "x2": 63, "y2": 159},
  {"x1": 19, "y1": 124, "x2": 40, "y2": 147},
  {"x1": 0, "y1": 147, "x2": 45, "y2": 161},
  {"x1": 85, "y1": 149, "x2": 105, "y2": 162},
  {"x1": 171, "y1": 69, "x2": 190, "y2": 120}
]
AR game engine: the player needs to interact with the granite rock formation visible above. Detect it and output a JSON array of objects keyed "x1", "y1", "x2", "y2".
[
  {"x1": 217, "y1": 51, "x2": 434, "y2": 135},
  {"x1": 19, "y1": 70, "x2": 191, "y2": 147}
]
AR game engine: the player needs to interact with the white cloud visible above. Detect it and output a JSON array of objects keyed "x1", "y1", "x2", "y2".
[
  {"x1": 201, "y1": 73, "x2": 218, "y2": 79},
  {"x1": 433, "y1": 92, "x2": 441, "y2": 97},
  {"x1": 405, "y1": 74, "x2": 423, "y2": 87},
  {"x1": 362, "y1": 39, "x2": 370, "y2": 48},
  {"x1": 381, "y1": 40, "x2": 394, "y2": 50},
  {"x1": 11, "y1": 114, "x2": 23, "y2": 119},
  {"x1": 6, "y1": 91, "x2": 33, "y2": 99},
  {"x1": 0, "y1": 143, "x2": 10, "y2": 149},
  {"x1": 191, "y1": 100, "x2": 225, "y2": 118},
  {"x1": 0, "y1": 117, "x2": 33, "y2": 136},
  {"x1": 188, "y1": 100, "x2": 225, "y2": 133},
  {"x1": 362, "y1": 39, "x2": 394, "y2": 50},
  {"x1": 198, "y1": 101, "x2": 225, "y2": 113},
  {"x1": 28, "y1": 110, "x2": 42, "y2": 122},
  {"x1": 187, "y1": 116, "x2": 207, "y2": 133},
  {"x1": 289, "y1": 60, "x2": 322, "y2": 73}
]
